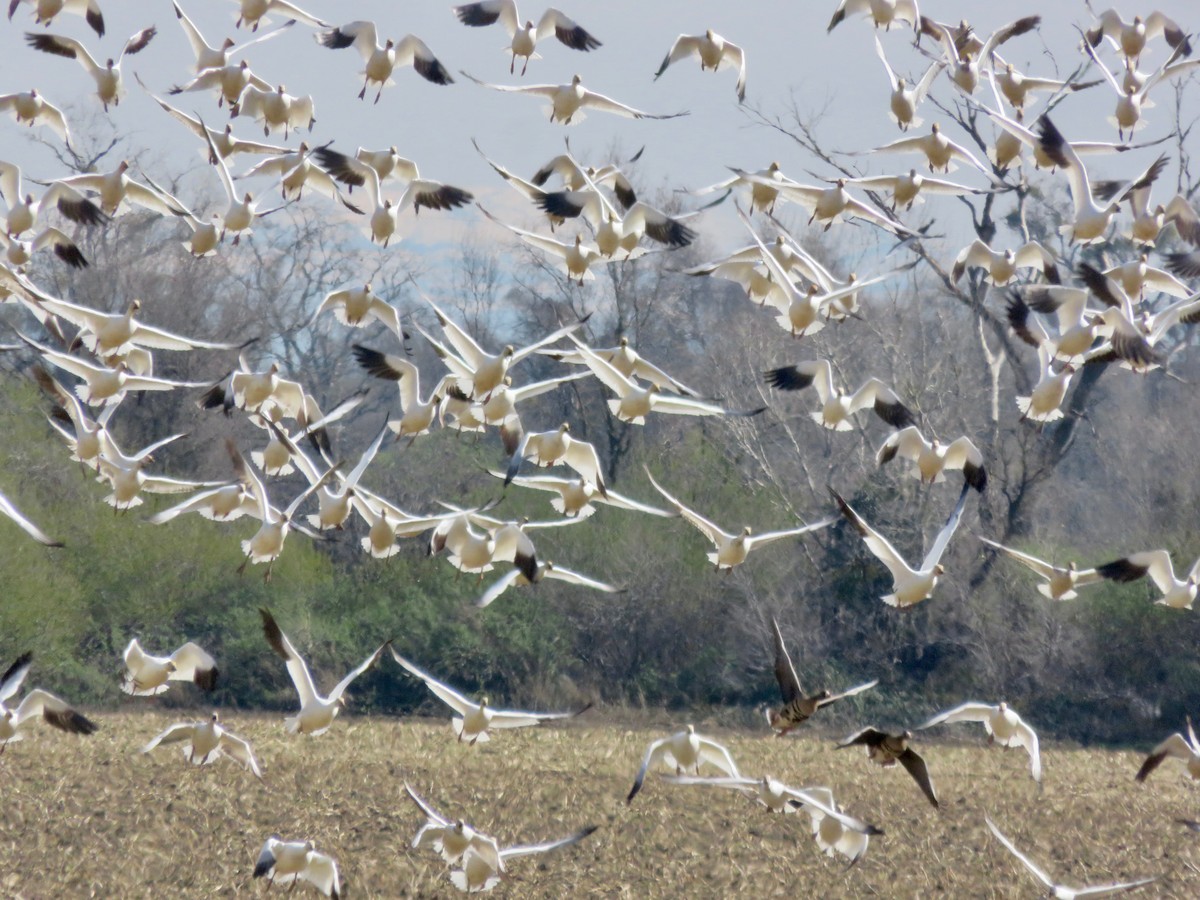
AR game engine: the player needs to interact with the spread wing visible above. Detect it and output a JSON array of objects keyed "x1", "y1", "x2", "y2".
[
  {"x1": 259, "y1": 608, "x2": 317, "y2": 707},
  {"x1": 771, "y1": 618, "x2": 802, "y2": 703},
  {"x1": 169, "y1": 642, "x2": 218, "y2": 690},
  {"x1": 644, "y1": 466, "x2": 728, "y2": 545},
  {"x1": 920, "y1": 483, "x2": 970, "y2": 572},
  {"x1": 329, "y1": 640, "x2": 389, "y2": 702},
  {"x1": 389, "y1": 647, "x2": 476, "y2": 717}
]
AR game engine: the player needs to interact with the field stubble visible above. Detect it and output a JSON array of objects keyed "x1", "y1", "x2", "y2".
[{"x1": 1, "y1": 710, "x2": 1197, "y2": 898}]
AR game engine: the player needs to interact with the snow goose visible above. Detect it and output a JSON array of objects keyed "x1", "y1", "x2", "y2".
[
  {"x1": 0, "y1": 227, "x2": 86, "y2": 269},
  {"x1": 534, "y1": 180, "x2": 699, "y2": 255},
  {"x1": 1085, "y1": 8, "x2": 1190, "y2": 61},
  {"x1": 281, "y1": 419, "x2": 389, "y2": 532},
  {"x1": 831, "y1": 483, "x2": 970, "y2": 606},
  {"x1": 729, "y1": 170, "x2": 911, "y2": 233},
  {"x1": 493, "y1": 470, "x2": 672, "y2": 520},
  {"x1": 480, "y1": 214, "x2": 632, "y2": 277},
  {"x1": 312, "y1": 145, "x2": 426, "y2": 194},
  {"x1": 986, "y1": 817, "x2": 1156, "y2": 898},
  {"x1": 922, "y1": 15, "x2": 1041, "y2": 95},
  {"x1": 1103, "y1": 253, "x2": 1189, "y2": 299},
  {"x1": 662, "y1": 774, "x2": 879, "y2": 826},
  {"x1": 767, "y1": 617, "x2": 877, "y2": 736},
  {"x1": 693, "y1": 161, "x2": 792, "y2": 215},
  {"x1": 253, "y1": 837, "x2": 340, "y2": 899},
  {"x1": 568, "y1": 335, "x2": 761, "y2": 424},
  {"x1": 235, "y1": 84, "x2": 315, "y2": 138},
  {"x1": 646, "y1": 467, "x2": 834, "y2": 571},
  {"x1": 0, "y1": 652, "x2": 97, "y2": 751},
  {"x1": 450, "y1": 826, "x2": 598, "y2": 893},
  {"x1": 1006, "y1": 287, "x2": 1106, "y2": 363},
  {"x1": 351, "y1": 345, "x2": 454, "y2": 443},
  {"x1": 1082, "y1": 36, "x2": 1199, "y2": 140},
  {"x1": 0, "y1": 160, "x2": 107, "y2": 236},
  {"x1": 173, "y1": 0, "x2": 292, "y2": 72},
  {"x1": 849, "y1": 168, "x2": 989, "y2": 211},
  {"x1": 1037, "y1": 115, "x2": 1168, "y2": 243},
  {"x1": 226, "y1": 438, "x2": 334, "y2": 580},
  {"x1": 169, "y1": 58, "x2": 272, "y2": 111},
  {"x1": 32, "y1": 296, "x2": 236, "y2": 357},
  {"x1": 146, "y1": 482, "x2": 258, "y2": 524},
  {"x1": 465, "y1": 371, "x2": 589, "y2": 453},
  {"x1": 951, "y1": 239, "x2": 1060, "y2": 285},
  {"x1": 828, "y1": 0, "x2": 919, "y2": 32},
  {"x1": 1076, "y1": 262, "x2": 1163, "y2": 371},
  {"x1": 420, "y1": 290, "x2": 582, "y2": 399},
  {"x1": 34, "y1": 365, "x2": 118, "y2": 470},
  {"x1": 1016, "y1": 342, "x2": 1077, "y2": 423},
  {"x1": 476, "y1": 558, "x2": 622, "y2": 608},
  {"x1": 871, "y1": 122, "x2": 994, "y2": 176},
  {"x1": 1135, "y1": 718, "x2": 1200, "y2": 782},
  {"x1": 837, "y1": 727, "x2": 938, "y2": 808},
  {"x1": 238, "y1": 145, "x2": 359, "y2": 213},
  {"x1": 0, "y1": 489, "x2": 62, "y2": 546},
  {"x1": 979, "y1": 538, "x2": 1102, "y2": 601},
  {"x1": 874, "y1": 34, "x2": 942, "y2": 129},
  {"x1": 1096, "y1": 549, "x2": 1200, "y2": 610},
  {"x1": 452, "y1": 2, "x2": 600, "y2": 75},
  {"x1": 144, "y1": 90, "x2": 287, "y2": 163},
  {"x1": 876, "y1": 426, "x2": 987, "y2": 491},
  {"x1": 9, "y1": 0, "x2": 104, "y2": 37},
  {"x1": 52, "y1": 159, "x2": 187, "y2": 218},
  {"x1": 918, "y1": 701, "x2": 1041, "y2": 782},
  {"x1": 800, "y1": 786, "x2": 876, "y2": 864},
  {"x1": 539, "y1": 336, "x2": 699, "y2": 396},
  {"x1": 0, "y1": 89, "x2": 71, "y2": 145},
  {"x1": 654, "y1": 30, "x2": 747, "y2": 102},
  {"x1": 309, "y1": 284, "x2": 404, "y2": 340},
  {"x1": 994, "y1": 57, "x2": 1099, "y2": 110},
  {"x1": 1121, "y1": 189, "x2": 1200, "y2": 247},
  {"x1": 505, "y1": 422, "x2": 606, "y2": 493},
  {"x1": 25, "y1": 26, "x2": 156, "y2": 111},
  {"x1": 390, "y1": 648, "x2": 589, "y2": 743},
  {"x1": 627, "y1": 725, "x2": 740, "y2": 803},
  {"x1": 260, "y1": 608, "x2": 389, "y2": 735},
  {"x1": 200, "y1": 124, "x2": 289, "y2": 245},
  {"x1": 141, "y1": 712, "x2": 261, "y2": 778},
  {"x1": 316, "y1": 22, "x2": 453, "y2": 102},
  {"x1": 404, "y1": 783, "x2": 498, "y2": 865},
  {"x1": 531, "y1": 145, "x2": 639, "y2": 207},
  {"x1": 201, "y1": 357, "x2": 315, "y2": 426},
  {"x1": 764, "y1": 359, "x2": 914, "y2": 431},
  {"x1": 460, "y1": 72, "x2": 686, "y2": 125},
  {"x1": 312, "y1": 149, "x2": 468, "y2": 247},
  {"x1": 20, "y1": 334, "x2": 206, "y2": 406},
  {"x1": 95, "y1": 445, "x2": 224, "y2": 512},
  {"x1": 233, "y1": 0, "x2": 328, "y2": 32}
]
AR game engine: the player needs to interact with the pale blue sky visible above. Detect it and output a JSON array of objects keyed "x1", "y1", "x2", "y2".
[{"x1": 5, "y1": 1, "x2": 1198, "y2": 261}]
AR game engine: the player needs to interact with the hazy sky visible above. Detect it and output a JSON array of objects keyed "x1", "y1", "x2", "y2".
[{"x1": 5, "y1": 1, "x2": 1199, "y2": 266}]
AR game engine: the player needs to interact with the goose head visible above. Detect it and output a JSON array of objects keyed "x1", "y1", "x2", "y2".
[
  {"x1": 384, "y1": 39, "x2": 395, "y2": 50},
  {"x1": 221, "y1": 38, "x2": 235, "y2": 51},
  {"x1": 570, "y1": 74, "x2": 582, "y2": 86}
]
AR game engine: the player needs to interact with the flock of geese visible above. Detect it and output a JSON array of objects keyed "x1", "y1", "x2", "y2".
[{"x1": 3, "y1": 0, "x2": 1200, "y2": 895}]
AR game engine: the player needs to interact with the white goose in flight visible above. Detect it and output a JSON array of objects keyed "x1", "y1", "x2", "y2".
[
  {"x1": 461, "y1": 72, "x2": 686, "y2": 125},
  {"x1": 1135, "y1": 718, "x2": 1200, "y2": 783},
  {"x1": 9, "y1": 0, "x2": 105, "y2": 37},
  {"x1": 260, "y1": 608, "x2": 389, "y2": 736},
  {"x1": 233, "y1": 0, "x2": 329, "y2": 33},
  {"x1": 1096, "y1": 549, "x2": 1200, "y2": 610},
  {"x1": 123, "y1": 638, "x2": 219, "y2": 696},
  {"x1": 627, "y1": 725, "x2": 740, "y2": 803},
  {"x1": 647, "y1": 467, "x2": 833, "y2": 572},
  {"x1": 986, "y1": 817, "x2": 1156, "y2": 899},
  {"x1": 979, "y1": 537, "x2": 1101, "y2": 601},
  {"x1": 142, "y1": 713, "x2": 262, "y2": 778},
  {"x1": 315, "y1": 22, "x2": 453, "y2": 101},
  {"x1": 763, "y1": 359, "x2": 915, "y2": 431},
  {"x1": 654, "y1": 30, "x2": 747, "y2": 102},
  {"x1": 390, "y1": 648, "x2": 589, "y2": 743},
  {"x1": 876, "y1": 426, "x2": 987, "y2": 492},
  {"x1": 452, "y1": 2, "x2": 600, "y2": 75},
  {"x1": 252, "y1": 837, "x2": 341, "y2": 899},
  {"x1": 0, "y1": 652, "x2": 98, "y2": 751},
  {"x1": 0, "y1": 89, "x2": 72, "y2": 145},
  {"x1": 831, "y1": 484, "x2": 970, "y2": 606},
  {"x1": 24, "y1": 26, "x2": 156, "y2": 111},
  {"x1": 173, "y1": 0, "x2": 292, "y2": 72},
  {"x1": 918, "y1": 701, "x2": 1041, "y2": 782}
]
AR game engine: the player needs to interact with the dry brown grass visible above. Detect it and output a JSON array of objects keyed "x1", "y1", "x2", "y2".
[{"x1": 1, "y1": 710, "x2": 1198, "y2": 898}]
